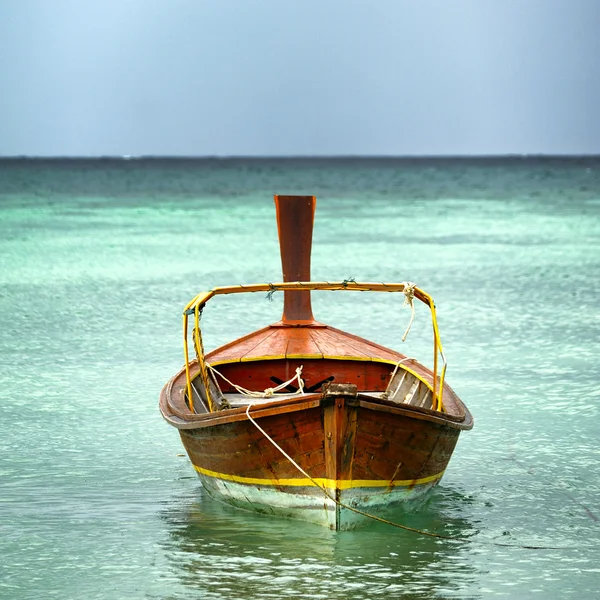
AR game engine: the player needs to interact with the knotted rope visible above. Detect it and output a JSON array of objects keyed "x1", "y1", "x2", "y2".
[
  {"x1": 401, "y1": 281, "x2": 416, "y2": 342},
  {"x1": 207, "y1": 364, "x2": 305, "y2": 398}
]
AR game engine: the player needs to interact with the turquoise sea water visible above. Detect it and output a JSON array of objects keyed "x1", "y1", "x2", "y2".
[{"x1": 1, "y1": 158, "x2": 600, "y2": 599}]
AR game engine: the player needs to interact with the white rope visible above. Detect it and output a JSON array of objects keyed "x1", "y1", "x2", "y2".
[
  {"x1": 245, "y1": 402, "x2": 315, "y2": 482},
  {"x1": 401, "y1": 281, "x2": 416, "y2": 342},
  {"x1": 244, "y1": 403, "x2": 576, "y2": 546},
  {"x1": 242, "y1": 394, "x2": 460, "y2": 539},
  {"x1": 207, "y1": 364, "x2": 305, "y2": 398}
]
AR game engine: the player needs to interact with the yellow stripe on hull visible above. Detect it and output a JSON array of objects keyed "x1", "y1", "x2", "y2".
[{"x1": 192, "y1": 464, "x2": 444, "y2": 489}]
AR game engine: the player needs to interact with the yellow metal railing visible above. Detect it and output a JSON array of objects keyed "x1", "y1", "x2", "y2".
[{"x1": 182, "y1": 281, "x2": 447, "y2": 413}]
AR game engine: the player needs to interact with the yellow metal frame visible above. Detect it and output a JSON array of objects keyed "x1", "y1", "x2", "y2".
[{"x1": 182, "y1": 281, "x2": 447, "y2": 414}]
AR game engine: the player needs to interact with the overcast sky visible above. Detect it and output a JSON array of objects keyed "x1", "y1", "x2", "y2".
[{"x1": 0, "y1": 0, "x2": 599, "y2": 157}]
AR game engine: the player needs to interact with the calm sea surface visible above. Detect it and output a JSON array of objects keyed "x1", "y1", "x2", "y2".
[{"x1": 1, "y1": 158, "x2": 600, "y2": 599}]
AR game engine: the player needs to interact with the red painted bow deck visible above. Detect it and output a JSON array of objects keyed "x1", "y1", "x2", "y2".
[{"x1": 160, "y1": 195, "x2": 473, "y2": 530}]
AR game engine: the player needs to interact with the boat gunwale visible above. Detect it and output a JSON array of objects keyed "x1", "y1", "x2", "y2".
[
  {"x1": 202, "y1": 335, "x2": 468, "y2": 421},
  {"x1": 159, "y1": 363, "x2": 473, "y2": 431}
]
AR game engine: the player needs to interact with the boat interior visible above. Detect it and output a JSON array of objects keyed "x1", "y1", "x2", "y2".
[{"x1": 188, "y1": 356, "x2": 435, "y2": 413}]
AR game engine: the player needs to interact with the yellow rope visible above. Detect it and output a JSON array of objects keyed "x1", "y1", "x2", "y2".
[
  {"x1": 193, "y1": 305, "x2": 216, "y2": 412},
  {"x1": 182, "y1": 314, "x2": 194, "y2": 413}
]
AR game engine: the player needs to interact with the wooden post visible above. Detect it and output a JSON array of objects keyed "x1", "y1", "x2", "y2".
[
  {"x1": 322, "y1": 383, "x2": 358, "y2": 520},
  {"x1": 274, "y1": 195, "x2": 317, "y2": 324}
]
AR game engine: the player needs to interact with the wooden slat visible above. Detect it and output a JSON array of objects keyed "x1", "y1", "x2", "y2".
[
  {"x1": 206, "y1": 326, "x2": 276, "y2": 363},
  {"x1": 310, "y1": 328, "x2": 371, "y2": 359},
  {"x1": 224, "y1": 392, "x2": 301, "y2": 407},
  {"x1": 386, "y1": 370, "x2": 407, "y2": 401},
  {"x1": 404, "y1": 379, "x2": 420, "y2": 404},
  {"x1": 391, "y1": 371, "x2": 416, "y2": 403},
  {"x1": 324, "y1": 325, "x2": 406, "y2": 363},
  {"x1": 417, "y1": 386, "x2": 432, "y2": 409},
  {"x1": 285, "y1": 328, "x2": 323, "y2": 357},
  {"x1": 240, "y1": 328, "x2": 290, "y2": 360},
  {"x1": 210, "y1": 324, "x2": 407, "y2": 366}
]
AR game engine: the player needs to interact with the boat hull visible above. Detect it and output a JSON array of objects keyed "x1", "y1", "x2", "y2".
[
  {"x1": 173, "y1": 391, "x2": 469, "y2": 530},
  {"x1": 196, "y1": 469, "x2": 441, "y2": 529}
]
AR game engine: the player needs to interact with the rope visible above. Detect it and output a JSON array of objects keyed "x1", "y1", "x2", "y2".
[
  {"x1": 266, "y1": 283, "x2": 278, "y2": 302},
  {"x1": 401, "y1": 282, "x2": 416, "y2": 342},
  {"x1": 243, "y1": 400, "x2": 576, "y2": 549},
  {"x1": 244, "y1": 400, "x2": 455, "y2": 538},
  {"x1": 208, "y1": 364, "x2": 305, "y2": 398},
  {"x1": 192, "y1": 305, "x2": 216, "y2": 412}
]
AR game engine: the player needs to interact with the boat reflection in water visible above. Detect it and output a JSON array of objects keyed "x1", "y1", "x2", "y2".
[
  {"x1": 160, "y1": 195, "x2": 473, "y2": 530},
  {"x1": 158, "y1": 485, "x2": 479, "y2": 599}
]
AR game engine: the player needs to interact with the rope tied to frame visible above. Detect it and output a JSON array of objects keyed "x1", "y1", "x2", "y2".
[
  {"x1": 208, "y1": 364, "x2": 305, "y2": 399},
  {"x1": 401, "y1": 281, "x2": 416, "y2": 342},
  {"x1": 266, "y1": 283, "x2": 278, "y2": 302},
  {"x1": 190, "y1": 305, "x2": 217, "y2": 412}
]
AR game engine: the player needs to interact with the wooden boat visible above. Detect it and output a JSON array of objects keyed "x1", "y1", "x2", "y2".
[{"x1": 160, "y1": 195, "x2": 473, "y2": 530}]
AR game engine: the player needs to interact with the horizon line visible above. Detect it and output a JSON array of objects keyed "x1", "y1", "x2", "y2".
[{"x1": 1, "y1": 153, "x2": 599, "y2": 161}]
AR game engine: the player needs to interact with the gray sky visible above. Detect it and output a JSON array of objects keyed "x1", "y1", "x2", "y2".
[{"x1": 1, "y1": 0, "x2": 599, "y2": 156}]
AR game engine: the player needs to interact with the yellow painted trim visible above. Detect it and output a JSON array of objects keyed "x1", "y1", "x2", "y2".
[
  {"x1": 371, "y1": 357, "x2": 402, "y2": 365},
  {"x1": 193, "y1": 464, "x2": 444, "y2": 489},
  {"x1": 240, "y1": 354, "x2": 287, "y2": 362},
  {"x1": 319, "y1": 354, "x2": 372, "y2": 362},
  {"x1": 207, "y1": 356, "x2": 434, "y2": 394},
  {"x1": 233, "y1": 354, "x2": 378, "y2": 362},
  {"x1": 209, "y1": 359, "x2": 242, "y2": 366},
  {"x1": 210, "y1": 355, "x2": 397, "y2": 367}
]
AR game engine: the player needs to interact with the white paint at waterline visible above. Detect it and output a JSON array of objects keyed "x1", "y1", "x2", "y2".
[{"x1": 197, "y1": 473, "x2": 440, "y2": 530}]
